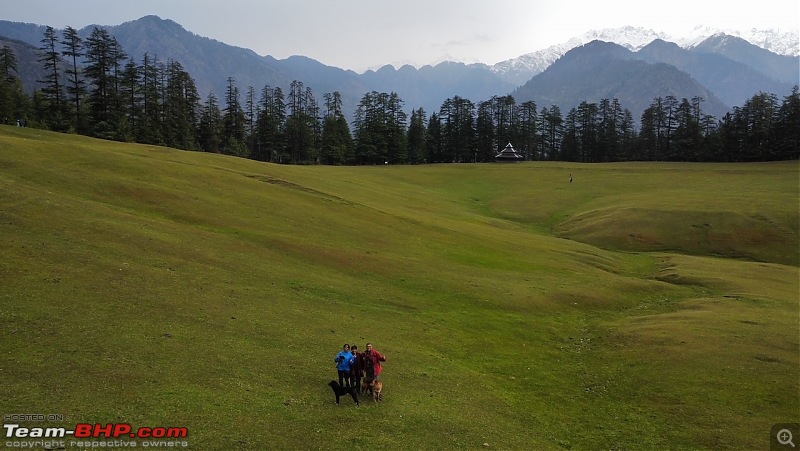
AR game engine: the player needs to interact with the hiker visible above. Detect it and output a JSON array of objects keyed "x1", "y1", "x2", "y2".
[
  {"x1": 363, "y1": 342, "x2": 386, "y2": 382},
  {"x1": 349, "y1": 345, "x2": 365, "y2": 393},
  {"x1": 334, "y1": 343, "x2": 354, "y2": 387}
]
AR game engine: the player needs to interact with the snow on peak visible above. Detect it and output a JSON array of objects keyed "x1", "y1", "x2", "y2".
[
  {"x1": 490, "y1": 26, "x2": 799, "y2": 83},
  {"x1": 580, "y1": 26, "x2": 671, "y2": 51}
]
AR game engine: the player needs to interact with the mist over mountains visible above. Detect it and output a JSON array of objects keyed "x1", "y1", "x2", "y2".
[{"x1": 0, "y1": 15, "x2": 797, "y2": 122}]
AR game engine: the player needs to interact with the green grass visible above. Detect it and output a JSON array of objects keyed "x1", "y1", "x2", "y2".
[{"x1": 0, "y1": 125, "x2": 797, "y2": 450}]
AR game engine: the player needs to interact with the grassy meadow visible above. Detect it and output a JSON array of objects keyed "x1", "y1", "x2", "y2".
[{"x1": 0, "y1": 125, "x2": 797, "y2": 450}]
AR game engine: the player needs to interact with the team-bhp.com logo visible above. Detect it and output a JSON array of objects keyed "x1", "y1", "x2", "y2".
[
  {"x1": 5, "y1": 423, "x2": 188, "y2": 439},
  {"x1": 4, "y1": 422, "x2": 189, "y2": 448}
]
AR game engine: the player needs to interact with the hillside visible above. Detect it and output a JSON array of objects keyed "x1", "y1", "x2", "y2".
[
  {"x1": 511, "y1": 41, "x2": 731, "y2": 120},
  {"x1": 637, "y1": 38, "x2": 795, "y2": 107},
  {"x1": 0, "y1": 127, "x2": 797, "y2": 449}
]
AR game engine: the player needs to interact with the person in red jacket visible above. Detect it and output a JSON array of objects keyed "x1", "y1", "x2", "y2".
[{"x1": 364, "y1": 342, "x2": 387, "y2": 381}]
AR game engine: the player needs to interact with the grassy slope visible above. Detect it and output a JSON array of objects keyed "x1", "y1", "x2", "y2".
[{"x1": 0, "y1": 126, "x2": 797, "y2": 450}]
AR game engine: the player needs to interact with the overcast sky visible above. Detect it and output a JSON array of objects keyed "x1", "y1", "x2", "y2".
[{"x1": 3, "y1": 0, "x2": 798, "y2": 71}]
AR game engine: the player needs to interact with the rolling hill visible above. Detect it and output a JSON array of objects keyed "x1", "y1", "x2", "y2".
[{"x1": 0, "y1": 125, "x2": 797, "y2": 449}]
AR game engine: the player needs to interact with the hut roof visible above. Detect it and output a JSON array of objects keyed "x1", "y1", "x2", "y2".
[{"x1": 495, "y1": 143, "x2": 524, "y2": 162}]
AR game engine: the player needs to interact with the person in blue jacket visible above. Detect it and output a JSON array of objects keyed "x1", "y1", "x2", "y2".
[{"x1": 334, "y1": 343, "x2": 354, "y2": 387}]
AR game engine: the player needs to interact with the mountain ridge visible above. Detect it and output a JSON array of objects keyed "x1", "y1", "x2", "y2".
[
  {"x1": 490, "y1": 25, "x2": 799, "y2": 85},
  {"x1": 0, "y1": 16, "x2": 796, "y2": 123},
  {"x1": 511, "y1": 40, "x2": 731, "y2": 121}
]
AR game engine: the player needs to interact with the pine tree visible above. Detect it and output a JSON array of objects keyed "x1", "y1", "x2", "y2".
[
  {"x1": 83, "y1": 27, "x2": 122, "y2": 139},
  {"x1": 0, "y1": 45, "x2": 17, "y2": 82},
  {"x1": 425, "y1": 113, "x2": 443, "y2": 163},
  {"x1": 244, "y1": 86, "x2": 257, "y2": 157},
  {"x1": 320, "y1": 91, "x2": 354, "y2": 165},
  {"x1": 61, "y1": 26, "x2": 86, "y2": 132},
  {"x1": 439, "y1": 96, "x2": 475, "y2": 163},
  {"x1": 255, "y1": 85, "x2": 285, "y2": 162},
  {"x1": 162, "y1": 60, "x2": 199, "y2": 150},
  {"x1": 475, "y1": 101, "x2": 495, "y2": 162},
  {"x1": 516, "y1": 101, "x2": 538, "y2": 161},
  {"x1": 406, "y1": 108, "x2": 427, "y2": 164},
  {"x1": 385, "y1": 92, "x2": 407, "y2": 164},
  {"x1": 353, "y1": 91, "x2": 385, "y2": 164},
  {"x1": 352, "y1": 91, "x2": 407, "y2": 164},
  {"x1": 0, "y1": 45, "x2": 29, "y2": 125},
  {"x1": 617, "y1": 108, "x2": 637, "y2": 161},
  {"x1": 494, "y1": 95, "x2": 516, "y2": 149},
  {"x1": 198, "y1": 92, "x2": 223, "y2": 153},
  {"x1": 560, "y1": 108, "x2": 580, "y2": 161},
  {"x1": 305, "y1": 86, "x2": 321, "y2": 163},
  {"x1": 119, "y1": 58, "x2": 140, "y2": 139},
  {"x1": 285, "y1": 80, "x2": 317, "y2": 163},
  {"x1": 540, "y1": 105, "x2": 563, "y2": 161},
  {"x1": 774, "y1": 86, "x2": 800, "y2": 160},
  {"x1": 138, "y1": 54, "x2": 162, "y2": 144},
  {"x1": 222, "y1": 77, "x2": 246, "y2": 156},
  {"x1": 672, "y1": 98, "x2": 700, "y2": 161},
  {"x1": 38, "y1": 26, "x2": 66, "y2": 130},
  {"x1": 740, "y1": 92, "x2": 779, "y2": 161}
]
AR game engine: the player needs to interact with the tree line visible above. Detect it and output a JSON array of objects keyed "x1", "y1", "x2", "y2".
[{"x1": 0, "y1": 25, "x2": 797, "y2": 163}]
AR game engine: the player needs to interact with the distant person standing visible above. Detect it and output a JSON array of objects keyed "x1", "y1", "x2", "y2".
[
  {"x1": 334, "y1": 343, "x2": 354, "y2": 387},
  {"x1": 569, "y1": 173, "x2": 573, "y2": 183}
]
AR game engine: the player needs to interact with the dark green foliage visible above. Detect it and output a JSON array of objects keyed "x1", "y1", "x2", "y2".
[
  {"x1": 284, "y1": 81, "x2": 320, "y2": 164},
  {"x1": 353, "y1": 91, "x2": 407, "y2": 164},
  {"x1": 83, "y1": 27, "x2": 128, "y2": 140},
  {"x1": 774, "y1": 86, "x2": 800, "y2": 160},
  {"x1": 406, "y1": 108, "x2": 427, "y2": 164},
  {"x1": 38, "y1": 26, "x2": 67, "y2": 131},
  {"x1": 253, "y1": 85, "x2": 285, "y2": 162},
  {"x1": 222, "y1": 77, "x2": 247, "y2": 156},
  {"x1": 515, "y1": 101, "x2": 538, "y2": 160},
  {"x1": 198, "y1": 92, "x2": 223, "y2": 153},
  {"x1": 61, "y1": 26, "x2": 85, "y2": 132},
  {"x1": 162, "y1": 60, "x2": 200, "y2": 150},
  {"x1": 439, "y1": 96, "x2": 475, "y2": 163},
  {"x1": 426, "y1": 112, "x2": 443, "y2": 163},
  {"x1": 20, "y1": 22, "x2": 800, "y2": 165},
  {"x1": 538, "y1": 105, "x2": 563, "y2": 161},
  {"x1": 320, "y1": 91, "x2": 354, "y2": 165},
  {"x1": 0, "y1": 45, "x2": 18, "y2": 82},
  {"x1": 475, "y1": 96, "x2": 518, "y2": 162},
  {"x1": 0, "y1": 45, "x2": 31, "y2": 125},
  {"x1": 137, "y1": 54, "x2": 163, "y2": 145}
]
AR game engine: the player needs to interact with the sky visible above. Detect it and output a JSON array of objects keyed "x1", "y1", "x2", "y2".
[{"x1": 2, "y1": 0, "x2": 798, "y2": 72}]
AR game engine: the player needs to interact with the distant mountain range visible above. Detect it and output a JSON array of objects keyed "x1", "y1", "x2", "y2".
[
  {"x1": 511, "y1": 40, "x2": 731, "y2": 120},
  {"x1": 489, "y1": 26, "x2": 799, "y2": 85},
  {"x1": 0, "y1": 16, "x2": 797, "y2": 123}
]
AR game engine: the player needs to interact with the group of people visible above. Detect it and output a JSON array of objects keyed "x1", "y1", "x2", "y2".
[{"x1": 334, "y1": 342, "x2": 386, "y2": 393}]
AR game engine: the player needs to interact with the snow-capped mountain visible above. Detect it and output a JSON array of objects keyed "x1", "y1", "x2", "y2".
[
  {"x1": 676, "y1": 25, "x2": 800, "y2": 56},
  {"x1": 491, "y1": 26, "x2": 799, "y2": 85}
]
